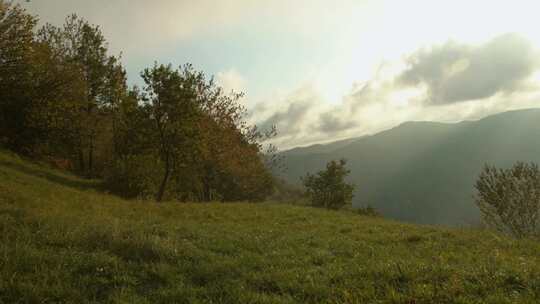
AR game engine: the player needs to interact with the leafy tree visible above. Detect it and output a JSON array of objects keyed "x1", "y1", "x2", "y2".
[
  {"x1": 0, "y1": 3, "x2": 276, "y2": 203},
  {"x1": 302, "y1": 159, "x2": 355, "y2": 209},
  {"x1": 107, "y1": 64, "x2": 276, "y2": 202},
  {"x1": 103, "y1": 87, "x2": 158, "y2": 198},
  {"x1": 0, "y1": 0, "x2": 38, "y2": 150},
  {"x1": 0, "y1": 1, "x2": 35, "y2": 82},
  {"x1": 37, "y1": 15, "x2": 122, "y2": 175},
  {"x1": 25, "y1": 39, "x2": 86, "y2": 158},
  {"x1": 474, "y1": 162, "x2": 540, "y2": 238},
  {"x1": 135, "y1": 63, "x2": 276, "y2": 202},
  {"x1": 139, "y1": 63, "x2": 204, "y2": 202},
  {"x1": 0, "y1": 2, "x2": 79, "y2": 157},
  {"x1": 198, "y1": 112, "x2": 276, "y2": 202}
]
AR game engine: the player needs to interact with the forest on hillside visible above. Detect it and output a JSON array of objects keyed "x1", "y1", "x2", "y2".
[{"x1": 0, "y1": 1, "x2": 279, "y2": 202}]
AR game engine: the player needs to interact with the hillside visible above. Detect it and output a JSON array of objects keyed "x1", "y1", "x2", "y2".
[
  {"x1": 280, "y1": 108, "x2": 540, "y2": 226},
  {"x1": 1, "y1": 149, "x2": 540, "y2": 303}
]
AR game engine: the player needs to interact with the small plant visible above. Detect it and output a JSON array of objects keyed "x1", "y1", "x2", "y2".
[
  {"x1": 301, "y1": 159, "x2": 355, "y2": 209},
  {"x1": 355, "y1": 205, "x2": 380, "y2": 217},
  {"x1": 474, "y1": 162, "x2": 540, "y2": 238}
]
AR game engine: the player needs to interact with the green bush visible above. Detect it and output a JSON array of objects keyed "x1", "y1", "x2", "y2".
[
  {"x1": 354, "y1": 205, "x2": 380, "y2": 217},
  {"x1": 474, "y1": 162, "x2": 540, "y2": 238},
  {"x1": 103, "y1": 154, "x2": 162, "y2": 199},
  {"x1": 302, "y1": 159, "x2": 355, "y2": 209}
]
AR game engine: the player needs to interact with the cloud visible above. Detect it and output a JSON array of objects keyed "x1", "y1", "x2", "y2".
[
  {"x1": 318, "y1": 111, "x2": 358, "y2": 133},
  {"x1": 255, "y1": 87, "x2": 320, "y2": 137},
  {"x1": 18, "y1": 1, "x2": 540, "y2": 151},
  {"x1": 398, "y1": 33, "x2": 540, "y2": 104},
  {"x1": 20, "y1": 0, "x2": 369, "y2": 56},
  {"x1": 21, "y1": 0, "x2": 247, "y2": 55},
  {"x1": 216, "y1": 68, "x2": 246, "y2": 94},
  {"x1": 253, "y1": 34, "x2": 540, "y2": 149},
  {"x1": 248, "y1": 85, "x2": 365, "y2": 148}
]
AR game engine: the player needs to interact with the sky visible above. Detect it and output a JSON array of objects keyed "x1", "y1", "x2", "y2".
[{"x1": 20, "y1": 0, "x2": 540, "y2": 149}]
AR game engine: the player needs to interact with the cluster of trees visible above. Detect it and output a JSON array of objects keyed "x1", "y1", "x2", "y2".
[{"x1": 0, "y1": 2, "x2": 275, "y2": 202}]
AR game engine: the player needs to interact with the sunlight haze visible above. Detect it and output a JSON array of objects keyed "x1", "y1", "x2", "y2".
[{"x1": 21, "y1": 0, "x2": 540, "y2": 148}]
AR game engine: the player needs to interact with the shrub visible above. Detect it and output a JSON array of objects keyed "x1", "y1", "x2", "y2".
[
  {"x1": 474, "y1": 162, "x2": 540, "y2": 238},
  {"x1": 268, "y1": 177, "x2": 307, "y2": 204},
  {"x1": 103, "y1": 155, "x2": 162, "y2": 199},
  {"x1": 302, "y1": 159, "x2": 355, "y2": 209},
  {"x1": 354, "y1": 205, "x2": 380, "y2": 217}
]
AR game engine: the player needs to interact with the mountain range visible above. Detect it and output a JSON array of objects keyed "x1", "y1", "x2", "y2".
[{"x1": 279, "y1": 108, "x2": 540, "y2": 225}]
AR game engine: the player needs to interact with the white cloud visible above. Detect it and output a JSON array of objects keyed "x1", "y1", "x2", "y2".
[
  {"x1": 253, "y1": 34, "x2": 540, "y2": 149},
  {"x1": 20, "y1": 0, "x2": 374, "y2": 56},
  {"x1": 398, "y1": 34, "x2": 540, "y2": 104},
  {"x1": 20, "y1": 1, "x2": 540, "y2": 149},
  {"x1": 22, "y1": 0, "x2": 245, "y2": 55},
  {"x1": 216, "y1": 68, "x2": 246, "y2": 94}
]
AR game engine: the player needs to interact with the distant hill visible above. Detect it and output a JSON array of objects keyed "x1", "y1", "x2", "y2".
[
  {"x1": 284, "y1": 137, "x2": 362, "y2": 155},
  {"x1": 280, "y1": 108, "x2": 540, "y2": 225}
]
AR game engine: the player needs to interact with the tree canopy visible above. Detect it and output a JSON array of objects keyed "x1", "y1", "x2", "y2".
[{"x1": 0, "y1": 1, "x2": 277, "y2": 203}]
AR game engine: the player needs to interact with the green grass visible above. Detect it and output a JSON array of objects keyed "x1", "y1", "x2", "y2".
[{"x1": 1, "y1": 150, "x2": 540, "y2": 303}]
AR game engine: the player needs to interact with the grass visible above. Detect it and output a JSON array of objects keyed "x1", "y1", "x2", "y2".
[{"x1": 1, "y1": 150, "x2": 540, "y2": 303}]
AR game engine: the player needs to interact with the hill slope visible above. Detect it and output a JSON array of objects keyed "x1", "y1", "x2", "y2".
[
  {"x1": 1, "y1": 149, "x2": 540, "y2": 303},
  {"x1": 281, "y1": 108, "x2": 540, "y2": 225}
]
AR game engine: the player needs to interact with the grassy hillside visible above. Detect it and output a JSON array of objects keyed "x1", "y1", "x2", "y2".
[
  {"x1": 1, "y1": 150, "x2": 540, "y2": 303},
  {"x1": 281, "y1": 108, "x2": 540, "y2": 226}
]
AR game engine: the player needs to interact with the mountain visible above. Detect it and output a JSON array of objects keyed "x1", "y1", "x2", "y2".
[
  {"x1": 284, "y1": 137, "x2": 362, "y2": 155},
  {"x1": 280, "y1": 108, "x2": 540, "y2": 225}
]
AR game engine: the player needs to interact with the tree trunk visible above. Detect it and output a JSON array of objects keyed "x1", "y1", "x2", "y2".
[
  {"x1": 203, "y1": 180, "x2": 211, "y2": 202},
  {"x1": 88, "y1": 139, "x2": 93, "y2": 177},
  {"x1": 202, "y1": 166, "x2": 212, "y2": 202},
  {"x1": 78, "y1": 149, "x2": 85, "y2": 173},
  {"x1": 156, "y1": 153, "x2": 170, "y2": 202}
]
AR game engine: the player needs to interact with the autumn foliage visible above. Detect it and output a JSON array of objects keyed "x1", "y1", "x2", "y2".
[{"x1": 0, "y1": 1, "x2": 276, "y2": 202}]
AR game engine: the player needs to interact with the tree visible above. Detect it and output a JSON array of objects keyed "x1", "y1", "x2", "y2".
[
  {"x1": 0, "y1": 2, "x2": 276, "y2": 204},
  {"x1": 107, "y1": 64, "x2": 276, "y2": 203},
  {"x1": 302, "y1": 159, "x2": 355, "y2": 209},
  {"x1": 0, "y1": 1, "x2": 35, "y2": 81},
  {"x1": 140, "y1": 63, "x2": 203, "y2": 202},
  {"x1": 0, "y1": 0, "x2": 38, "y2": 150},
  {"x1": 104, "y1": 87, "x2": 159, "y2": 199},
  {"x1": 198, "y1": 112, "x2": 276, "y2": 202},
  {"x1": 37, "y1": 15, "x2": 121, "y2": 175},
  {"x1": 474, "y1": 162, "x2": 540, "y2": 238}
]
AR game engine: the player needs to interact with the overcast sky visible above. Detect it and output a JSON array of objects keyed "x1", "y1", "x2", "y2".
[{"x1": 21, "y1": 0, "x2": 540, "y2": 149}]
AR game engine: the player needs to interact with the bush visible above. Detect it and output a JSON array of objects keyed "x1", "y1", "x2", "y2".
[
  {"x1": 354, "y1": 205, "x2": 380, "y2": 217},
  {"x1": 474, "y1": 162, "x2": 540, "y2": 238},
  {"x1": 103, "y1": 155, "x2": 163, "y2": 199},
  {"x1": 302, "y1": 159, "x2": 355, "y2": 209},
  {"x1": 268, "y1": 177, "x2": 307, "y2": 204}
]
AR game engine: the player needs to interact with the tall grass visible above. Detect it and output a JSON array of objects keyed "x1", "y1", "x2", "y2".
[{"x1": 1, "y1": 149, "x2": 540, "y2": 303}]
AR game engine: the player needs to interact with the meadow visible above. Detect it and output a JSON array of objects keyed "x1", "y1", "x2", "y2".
[{"x1": 1, "y1": 149, "x2": 540, "y2": 303}]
